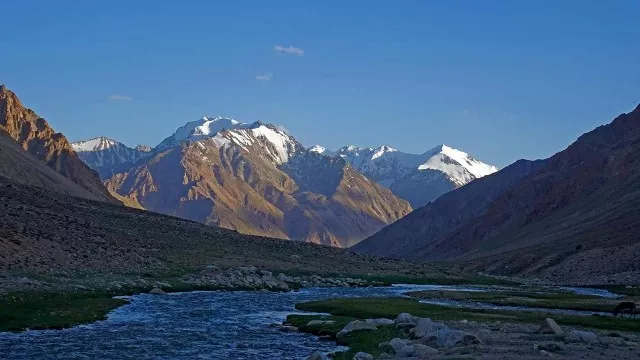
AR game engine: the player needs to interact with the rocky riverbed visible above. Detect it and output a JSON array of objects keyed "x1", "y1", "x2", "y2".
[
  {"x1": 301, "y1": 313, "x2": 640, "y2": 360},
  {"x1": 182, "y1": 265, "x2": 381, "y2": 292}
]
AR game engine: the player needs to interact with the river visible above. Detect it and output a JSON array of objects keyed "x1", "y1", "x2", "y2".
[{"x1": 0, "y1": 284, "x2": 620, "y2": 360}]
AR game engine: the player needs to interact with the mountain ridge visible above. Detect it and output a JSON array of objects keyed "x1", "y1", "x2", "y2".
[
  {"x1": 355, "y1": 104, "x2": 640, "y2": 284},
  {"x1": 0, "y1": 85, "x2": 116, "y2": 203}
]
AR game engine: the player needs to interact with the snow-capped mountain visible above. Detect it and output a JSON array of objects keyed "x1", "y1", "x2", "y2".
[
  {"x1": 155, "y1": 116, "x2": 302, "y2": 165},
  {"x1": 71, "y1": 137, "x2": 152, "y2": 179},
  {"x1": 312, "y1": 143, "x2": 498, "y2": 207},
  {"x1": 104, "y1": 116, "x2": 411, "y2": 247}
]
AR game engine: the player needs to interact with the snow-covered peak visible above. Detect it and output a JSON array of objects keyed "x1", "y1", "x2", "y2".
[
  {"x1": 72, "y1": 137, "x2": 120, "y2": 152},
  {"x1": 420, "y1": 144, "x2": 498, "y2": 179},
  {"x1": 161, "y1": 116, "x2": 301, "y2": 165},
  {"x1": 155, "y1": 116, "x2": 249, "y2": 151},
  {"x1": 309, "y1": 145, "x2": 327, "y2": 154}
]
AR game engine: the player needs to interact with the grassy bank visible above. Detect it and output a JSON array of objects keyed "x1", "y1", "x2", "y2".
[
  {"x1": 0, "y1": 291, "x2": 128, "y2": 332},
  {"x1": 295, "y1": 297, "x2": 640, "y2": 332},
  {"x1": 406, "y1": 289, "x2": 630, "y2": 313}
]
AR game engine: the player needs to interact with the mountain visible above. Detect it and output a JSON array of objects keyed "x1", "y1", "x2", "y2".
[
  {"x1": 311, "y1": 144, "x2": 498, "y2": 207},
  {"x1": 105, "y1": 117, "x2": 411, "y2": 247},
  {"x1": 0, "y1": 85, "x2": 115, "y2": 203},
  {"x1": 71, "y1": 137, "x2": 152, "y2": 179},
  {"x1": 0, "y1": 129, "x2": 107, "y2": 200},
  {"x1": 355, "y1": 104, "x2": 640, "y2": 284}
]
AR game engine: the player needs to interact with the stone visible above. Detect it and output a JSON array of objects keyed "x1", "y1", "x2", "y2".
[
  {"x1": 566, "y1": 330, "x2": 598, "y2": 343},
  {"x1": 395, "y1": 313, "x2": 418, "y2": 326},
  {"x1": 307, "y1": 320, "x2": 336, "y2": 326},
  {"x1": 364, "y1": 318, "x2": 394, "y2": 326},
  {"x1": 538, "y1": 318, "x2": 563, "y2": 335},
  {"x1": 413, "y1": 343, "x2": 439, "y2": 356},
  {"x1": 149, "y1": 287, "x2": 165, "y2": 295},
  {"x1": 540, "y1": 350, "x2": 551, "y2": 357},
  {"x1": 337, "y1": 320, "x2": 378, "y2": 339},
  {"x1": 307, "y1": 351, "x2": 325, "y2": 360},
  {"x1": 412, "y1": 318, "x2": 448, "y2": 339},
  {"x1": 278, "y1": 325, "x2": 299, "y2": 332},
  {"x1": 353, "y1": 352, "x2": 374, "y2": 360},
  {"x1": 388, "y1": 338, "x2": 415, "y2": 357},
  {"x1": 435, "y1": 329, "x2": 481, "y2": 348}
]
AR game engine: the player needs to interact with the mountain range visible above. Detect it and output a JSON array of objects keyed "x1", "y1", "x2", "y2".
[
  {"x1": 311, "y1": 144, "x2": 498, "y2": 207},
  {"x1": 71, "y1": 116, "x2": 497, "y2": 247},
  {"x1": 97, "y1": 117, "x2": 412, "y2": 247},
  {"x1": 354, "y1": 104, "x2": 640, "y2": 284}
]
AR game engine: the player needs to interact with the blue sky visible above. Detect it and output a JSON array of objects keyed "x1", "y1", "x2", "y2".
[{"x1": 1, "y1": 1, "x2": 638, "y2": 167}]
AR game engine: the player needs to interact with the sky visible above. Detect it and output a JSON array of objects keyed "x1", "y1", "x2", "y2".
[{"x1": 1, "y1": 1, "x2": 638, "y2": 167}]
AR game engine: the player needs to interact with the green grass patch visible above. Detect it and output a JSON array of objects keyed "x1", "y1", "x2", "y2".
[
  {"x1": 0, "y1": 291, "x2": 128, "y2": 332},
  {"x1": 295, "y1": 297, "x2": 640, "y2": 332}
]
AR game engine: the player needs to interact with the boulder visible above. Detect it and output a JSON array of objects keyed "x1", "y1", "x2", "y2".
[
  {"x1": 565, "y1": 330, "x2": 598, "y2": 343},
  {"x1": 353, "y1": 352, "x2": 374, "y2": 360},
  {"x1": 388, "y1": 338, "x2": 415, "y2": 357},
  {"x1": 538, "y1": 318, "x2": 563, "y2": 335},
  {"x1": 337, "y1": 320, "x2": 378, "y2": 339},
  {"x1": 307, "y1": 351, "x2": 325, "y2": 360},
  {"x1": 411, "y1": 318, "x2": 448, "y2": 339},
  {"x1": 149, "y1": 287, "x2": 165, "y2": 295},
  {"x1": 395, "y1": 313, "x2": 418, "y2": 326},
  {"x1": 364, "y1": 318, "x2": 394, "y2": 326}
]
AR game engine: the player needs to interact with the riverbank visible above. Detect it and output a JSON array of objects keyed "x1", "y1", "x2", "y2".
[
  {"x1": 290, "y1": 297, "x2": 640, "y2": 359},
  {"x1": 0, "y1": 265, "x2": 516, "y2": 332}
]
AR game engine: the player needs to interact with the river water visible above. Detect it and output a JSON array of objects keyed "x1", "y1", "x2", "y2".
[{"x1": 0, "y1": 284, "x2": 619, "y2": 360}]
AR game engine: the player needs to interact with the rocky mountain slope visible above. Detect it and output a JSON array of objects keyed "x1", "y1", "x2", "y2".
[
  {"x1": 71, "y1": 137, "x2": 151, "y2": 179},
  {"x1": 105, "y1": 117, "x2": 411, "y2": 247},
  {"x1": 0, "y1": 174, "x2": 433, "y2": 280},
  {"x1": 0, "y1": 129, "x2": 105, "y2": 200},
  {"x1": 312, "y1": 144, "x2": 497, "y2": 207},
  {"x1": 0, "y1": 85, "x2": 115, "y2": 202},
  {"x1": 355, "y1": 104, "x2": 640, "y2": 284}
]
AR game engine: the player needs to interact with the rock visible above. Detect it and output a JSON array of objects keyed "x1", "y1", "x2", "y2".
[
  {"x1": 290, "y1": 254, "x2": 301, "y2": 261},
  {"x1": 395, "y1": 313, "x2": 418, "y2": 326},
  {"x1": 307, "y1": 320, "x2": 336, "y2": 326},
  {"x1": 538, "y1": 318, "x2": 563, "y2": 335},
  {"x1": 337, "y1": 320, "x2": 378, "y2": 339},
  {"x1": 149, "y1": 287, "x2": 165, "y2": 295},
  {"x1": 278, "y1": 325, "x2": 299, "y2": 332},
  {"x1": 364, "y1": 318, "x2": 394, "y2": 326},
  {"x1": 566, "y1": 330, "x2": 598, "y2": 343},
  {"x1": 540, "y1": 350, "x2": 551, "y2": 357},
  {"x1": 435, "y1": 329, "x2": 481, "y2": 348},
  {"x1": 411, "y1": 318, "x2": 448, "y2": 339},
  {"x1": 388, "y1": 338, "x2": 415, "y2": 357},
  {"x1": 353, "y1": 352, "x2": 374, "y2": 360},
  {"x1": 413, "y1": 343, "x2": 439, "y2": 356},
  {"x1": 307, "y1": 351, "x2": 325, "y2": 360}
]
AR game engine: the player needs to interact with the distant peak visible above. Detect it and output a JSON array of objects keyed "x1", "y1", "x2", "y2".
[{"x1": 309, "y1": 145, "x2": 326, "y2": 153}]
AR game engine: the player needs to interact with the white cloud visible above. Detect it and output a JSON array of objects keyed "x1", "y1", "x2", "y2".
[
  {"x1": 256, "y1": 73, "x2": 273, "y2": 81},
  {"x1": 108, "y1": 94, "x2": 133, "y2": 101},
  {"x1": 274, "y1": 45, "x2": 304, "y2": 56}
]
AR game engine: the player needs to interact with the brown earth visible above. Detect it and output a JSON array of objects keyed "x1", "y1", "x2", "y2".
[{"x1": 0, "y1": 85, "x2": 115, "y2": 203}]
